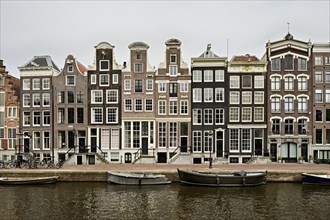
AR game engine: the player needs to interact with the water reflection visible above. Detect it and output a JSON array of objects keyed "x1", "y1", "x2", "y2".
[{"x1": 0, "y1": 183, "x2": 329, "y2": 220}]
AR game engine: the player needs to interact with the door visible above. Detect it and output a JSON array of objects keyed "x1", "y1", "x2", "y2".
[
  {"x1": 301, "y1": 144, "x2": 308, "y2": 162},
  {"x1": 280, "y1": 142, "x2": 297, "y2": 163},
  {"x1": 216, "y1": 131, "x2": 223, "y2": 157},
  {"x1": 77, "y1": 156, "x2": 82, "y2": 165},
  {"x1": 125, "y1": 153, "x2": 132, "y2": 163},
  {"x1": 180, "y1": 137, "x2": 188, "y2": 152},
  {"x1": 142, "y1": 138, "x2": 148, "y2": 155},
  {"x1": 270, "y1": 144, "x2": 277, "y2": 162},
  {"x1": 88, "y1": 155, "x2": 95, "y2": 165},
  {"x1": 255, "y1": 139, "x2": 263, "y2": 156}
]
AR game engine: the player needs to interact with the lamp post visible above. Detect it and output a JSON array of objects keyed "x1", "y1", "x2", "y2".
[{"x1": 208, "y1": 131, "x2": 213, "y2": 169}]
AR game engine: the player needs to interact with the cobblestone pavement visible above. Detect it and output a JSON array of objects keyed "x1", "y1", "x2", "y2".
[{"x1": 62, "y1": 163, "x2": 330, "y2": 173}]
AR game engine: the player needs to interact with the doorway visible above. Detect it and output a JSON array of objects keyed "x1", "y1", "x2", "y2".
[
  {"x1": 180, "y1": 137, "x2": 188, "y2": 152},
  {"x1": 125, "y1": 153, "x2": 132, "y2": 163},
  {"x1": 142, "y1": 138, "x2": 148, "y2": 155},
  {"x1": 280, "y1": 142, "x2": 297, "y2": 163},
  {"x1": 157, "y1": 153, "x2": 167, "y2": 163},
  {"x1": 77, "y1": 155, "x2": 82, "y2": 165},
  {"x1": 216, "y1": 131, "x2": 223, "y2": 157}
]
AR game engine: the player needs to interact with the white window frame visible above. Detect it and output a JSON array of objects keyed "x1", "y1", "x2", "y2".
[
  {"x1": 193, "y1": 88, "x2": 202, "y2": 102},
  {"x1": 254, "y1": 75, "x2": 264, "y2": 88},
  {"x1": 158, "y1": 100, "x2": 166, "y2": 115},
  {"x1": 242, "y1": 92, "x2": 252, "y2": 104},
  {"x1": 193, "y1": 109, "x2": 202, "y2": 125},
  {"x1": 180, "y1": 82, "x2": 188, "y2": 93},
  {"x1": 204, "y1": 108, "x2": 213, "y2": 125},
  {"x1": 193, "y1": 70, "x2": 202, "y2": 82},
  {"x1": 23, "y1": 79, "x2": 30, "y2": 90},
  {"x1": 254, "y1": 107, "x2": 264, "y2": 122},
  {"x1": 91, "y1": 108, "x2": 103, "y2": 124},
  {"x1": 229, "y1": 107, "x2": 239, "y2": 122},
  {"x1": 99, "y1": 74, "x2": 109, "y2": 86},
  {"x1": 215, "y1": 70, "x2": 224, "y2": 82},
  {"x1": 32, "y1": 78, "x2": 40, "y2": 90},
  {"x1": 204, "y1": 88, "x2": 213, "y2": 102},
  {"x1": 106, "y1": 107, "x2": 118, "y2": 124},
  {"x1": 42, "y1": 93, "x2": 50, "y2": 107},
  {"x1": 91, "y1": 90, "x2": 103, "y2": 104},
  {"x1": 33, "y1": 93, "x2": 41, "y2": 107},
  {"x1": 254, "y1": 91, "x2": 264, "y2": 104},
  {"x1": 146, "y1": 79, "x2": 153, "y2": 91},
  {"x1": 99, "y1": 60, "x2": 110, "y2": 71},
  {"x1": 180, "y1": 100, "x2": 188, "y2": 115},
  {"x1": 113, "y1": 74, "x2": 118, "y2": 84},
  {"x1": 215, "y1": 88, "x2": 224, "y2": 102},
  {"x1": 169, "y1": 65, "x2": 177, "y2": 76},
  {"x1": 230, "y1": 91, "x2": 240, "y2": 104},
  {"x1": 135, "y1": 99, "x2": 143, "y2": 112},
  {"x1": 124, "y1": 99, "x2": 132, "y2": 112},
  {"x1": 204, "y1": 70, "x2": 213, "y2": 82},
  {"x1": 169, "y1": 101, "x2": 178, "y2": 115},
  {"x1": 242, "y1": 107, "x2": 252, "y2": 122},
  {"x1": 43, "y1": 110, "x2": 50, "y2": 126},
  {"x1": 91, "y1": 75, "x2": 97, "y2": 84},
  {"x1": 134, "y1": 63, "x2": 143, "y2": 73},
  {"x1": 124, "y1": 79, "x2": 131, "y2": 91},
  {"x1": 106, "y1": 90, "x2": 118, "y2": 104},
  {"x1": 23, "y1": 94, "x2": 30, "y2": 107},
  {"x1": 66, "y1": 75, "x2": 75, "y2": 86},
  {"x1": 145, "y1": 99, "x2": 153, "y2": 112},
  {"x1": 7, "y1": 106, "x2": 17, "y2": 118},
  {"x1": 42, "y1": 78, "x2": 50, "y2": 90},
  {"x1": 158, "y1": 82, "x2": 166, "y2": 92},
  {"x1": 230, "y1": 76, "x2": 240, "y2": 88}
]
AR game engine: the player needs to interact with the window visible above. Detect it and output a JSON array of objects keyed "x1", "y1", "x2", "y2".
[
  {"x1": 169, "y1": 66, "x2": 177, "y2": 76},
  {"x1": 193, "y1": 109, "x2": 202, "y2": 125},
  {"x1": 215, "y1": 70, "x2": 224, "y2": 82},
  {"x1": 23, "y1": 112, "x2": 31, "y2": 126},
  {"x1": 272, "y1": 119, "x2": 280, "y2": 134},
  {"x1": 180, "y1": 82, "x2": 188, "y2": 92},
  {"x1": 193, "y1": 70, "x2": 202, "y2": 82},
  {"x1": 23, "y1": 79, "x2": 30, "y2": 90},
  {"x1": 242, "y1": 107, "x2": 252, "y2": 122},
  {"x1": 169, "y1": 83, "x2": 178, "y2": 97},
  {"x1": 315, "y1": 56, "x2": 323, "y2": 66},
  {"x1": 113, "y1": 74, "x2": 118, "y2": 84},
  {"x1": 146, "y1": 79, "x2": 153, "y2": 91},
  {"x1": 170, "y1": 54, "x2": 176, "y2": 64},
  {"x1": 91, "y1": 90, "x2": 103, "y2": 103},
  {"x1": 0, "y1": 77, "x2": 3, "y2": 87},
  {"x1": 284, "y1": 119, "x2": 294, "y2": 134},
  {"x1": 135, "y1": 99, "x2": 143, "y2": 112},
  {"x1": 58, "y1": 108, "x2": 64, "y2": 124},
  {"x1": 327, "y1": 109, "x2": 330, "y2": 122},
  {"x1": 271, "y1": 76, "x2": 281, "y2": 90},
  {"x1": 66, "y1": 76, "x2": 75, "y2": 86},
  {"x1": 284, "y1": 55, "x2": 293, "y2": 70},
  {"x1": 180, "y1": 100, "x2": 188, "y2": 115},
  {"x1": 33, "y1": 79, "x2": 40, "y2": 90},
  {"x1": 242, "y1": 76, "x2": 252, "y2": 88},
  {"x1": 229, "y1": 129, "x2": 239, "y2": 151},
  {"x1": 229, "y1": 107, "x2": 239, "y2": 122},
  {"x1": 215, "y1": 108, "x2": 224, "y2": 125},
  {"x1": 254, "y1": 75, "x2": 264, "y2": 88},
  {"x1": 169, "y1": 122, "x2": 177, "y2": 147},
  {"x1": 135, "y1": 80, "x2": 142, "y2": 93},
  {"x1": 43, "y1": 111, "x2": 50, "y2": 126},
  {"x1": 284, "y1": 76, "x2": 294, "y2": 90},
  {"x1": 145, "y1": 99, "x2": 153, "y2": 112},
  {"x1": 316, "y1": 109, "x2": 322, "y2": 122},
  {"x1": 33, "y1": 132, "x2": 41, "y2": 149},
  {"x1": 68, "y1": 108, "x2": 74, "y2": 124},
  {"x1": 77, "y1": 108, "x2": 84, "y2": 123},
  {"x1": 99, "y1": 74, "x2": 109, "y2": 86},
  {"x1": 100, "y1": 60, "x2": 109, "y2": 71},
  {"x1": 271, "y1": 97, "x2": 281, "y2": 112},
  {"x1": 106, "y1": 90, "x2": 118, "y2": 103},
  {"x1": 33, "y1": 111, "x2": 41, "y2": 126},
  {"x1": 284, "y1": 96, "x2": 294, "y2": 112},
  {"x1": 193, "y1": 88, "x2": 202, "y2": 102},
  {"x1": 204, "y1": 109, "x2": 213, "y2": 125},
  {"x1": 67, "y1": 91, "x2": 74, "y2": 103},
  {"x1": 42, "y1": 78, "x2": 50, "y2": 90},
  {"x1": 298, "y1": 119, "x2": 308, "y2": 134},
  {"x1": 107, "y1": 108, "x2": 118, "y2": 123},
  {"x1": 230, "y1": 91, "x2": 239, "y2": 104},
  {"x1": 298, "y1": 58, "x2": 307, "y2": 71},
  {"x1": 326, "y1": 71, "x2": 330, "y2": 83},
  {"x1": 91, "y1": 75, "x2": 96, "y2": 84},
  {"x1": 91, "y1": 108, "x2": 103, "y2": 123},
  {"x1": 241, "y1": 129, "x2": 251, "y2": 151},
  {"x1": 158, "y1": 122, "x2": 166, "y2": 147},
  {"x1": 242, "y1": 92, "x2": 252, "y2": 104},
  {"x1": 193, "y1": 131, "x2": 202, "y2": 152},
  {"x1": 271, "y1": 58, "x2": 280, "y2": 71},
  {"x1": 315, "y1": 71, "x2": 323, "y2": 83},
  {"x1": 316, "y1": 129, "x2": 322, "y2": 144},
  {"x1": 7, "y1": 128, "x2": 16, "y2": 149},
  {"x1": 125, "y1": 99, "x2": 132, "y2": 112},
  {"x1": 23, "y1": 94, "x2": 30, "y2": 107},
  {"x1": 132, "y1": 122, "x2": 140, "y2": 148},
  {"x1": 57, "y1": 91, "x2": 65, "y2": 103},
  {"x1": 134, "y1": 63, "x2": 143, "y2": 72},
  {"x1": 254, "y1": 107, "x2": 264, "y2": 122},
  {"x1": 43, "y1": 131, "x2": 50, "y2": 149},
  {"x1": 230, "y1": 76, "x2": 239, "y2": 88},
  {"x1": 68, "y1": 65, "x2": 73, "y2": 72},
  {"x1": 327, "y1": 129, "x2": 330, "y2": 144},
  {"x1": 124, "y1": 79, "x2": 131, "y2": 91},
  {"x1": 7, "y1": 107, "x2": 17, "y2": 118},
  {"x1": 254, "y1": 91, "x2": 264, "y2": 104},
  {"x1": 326, "y1": 89, "x2": 330, "y2": 103},
  {"x1": 33, "y1": 93, "x2": 41, "y2": 107},
  {"x1": 315, "y1": 89, "x2": 323, "y2": 103},
  {"x1": 298, "y1": 76, "x2": 307, "y2": 90},
  {"x1": 326, "y1": 56, "x2": 330, "y2": 65},
  {"x1": 204, "y1": 70, "x2": 213, "y2": 82},
  {"x1": 204, "y1": 88, "x2": 213, "y2": 102},
  {"x1": 215, "y1": 88, "x2": 224, "y2": 102},
  {"x1": 158, "y1": 82, "x2": 166, "y2": 92},
  {"x1": 203, "y1": 131, "x2": 212, "y2": 152},
  {"x1": 298, "y1": 97, "x2": 308, "y2": 112},
  {"x1": 169, "y1": 101, "x2": 177, "y2": 115},
  {"x1": 77, "y1": 91, "x2": 84, "y2": 103},
  {"x1": 158, "y1": 100, "x2": 166, "y2": 115}
]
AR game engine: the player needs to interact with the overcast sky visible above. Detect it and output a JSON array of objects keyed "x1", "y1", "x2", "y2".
[{"x1": 1, "y1": 0, "x2": 329, "y2": 77}]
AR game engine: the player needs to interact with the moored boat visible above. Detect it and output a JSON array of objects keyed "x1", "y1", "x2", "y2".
[
  {"x1": 107, "y1": 171, "x2": 171, "y2": 185},
  {"x1": 301, "y1": 173, "x2": 330, "y2": 185},
  {"x1": 0, "y1": 176, "x2": 59, "y2": 185},
  {"x1": 177, "y1": 169, "x2": 267, "y2": 187}
]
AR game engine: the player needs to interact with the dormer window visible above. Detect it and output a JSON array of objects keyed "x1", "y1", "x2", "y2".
[
  {"x1": 100, "y1": 60, "x2": 109, "y2": 71},
  {"x1": 170, "y1": 54, "x2": 176, "y2": 64},
  {"x1": 68, "y1": 65, "x2": 73, "y2": 72},
  {"x1": 284, "y1": 55, "x2": 294, "y2": 71}
]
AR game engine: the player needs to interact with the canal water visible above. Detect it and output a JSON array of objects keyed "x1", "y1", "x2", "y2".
[{"x1": 0, "y1": 182, "x2": 329, "y2": 220}]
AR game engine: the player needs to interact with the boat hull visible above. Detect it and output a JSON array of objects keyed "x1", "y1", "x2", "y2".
[
  {"x1": 107, "y1": 172, "x2": 171, "y2": 185},
  {"x1": 301, "y1": 173, "x2": 330, "y2": 185},
  {"x1": 177, "y1": 169, "x2": 266, "y2": 187},
  {"x1": 0, "y1": 176, "x2": 59, "y2": 185}
]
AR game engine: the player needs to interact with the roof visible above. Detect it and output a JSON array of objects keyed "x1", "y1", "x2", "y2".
[
  {"x1": 20, "y1": 55, "x2": 60, "y2": 71},
  {"x1": 199, "y1": 44, "x2": 219, "y2": 58},
  {"x1": 128, "y1": 41, "x2": 149, "y2": 50},
  {"x1": 231, "y1": 55, "x2": 260, "y2": 62},
  {"x1": 77, "y1": 61, "x2": 87, "y2": 74}
]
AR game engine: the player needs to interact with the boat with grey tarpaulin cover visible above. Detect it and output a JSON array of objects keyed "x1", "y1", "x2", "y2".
[{"x1": 107, "y1": 171, "x2": 171, "y2": 185}]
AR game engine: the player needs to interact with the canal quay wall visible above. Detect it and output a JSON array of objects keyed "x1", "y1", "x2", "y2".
[{"x1": 1, "y1": 163, "x2": 329, "y2": 183}]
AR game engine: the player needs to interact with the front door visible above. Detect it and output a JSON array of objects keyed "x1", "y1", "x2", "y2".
[
  {"x1": 280, "y1": 142, "x2": 297, "y2": 163},
  {"x1": 77, "y1": 155, "x2": 82, "y2": 165},
  {"x1": 142, "y1": 138, "x2": 148, "y2": 155},
  {"x1": 270, "y1": 144, "x2": 277, "y2": 162},
  {"x1": 88, "y1": 155, "x2": 95, "y2": 165},
  {"x1": 180, "y1": 137, "x2": 188, "y2": 152},
  {"x1": 216, "y1": 131, "x2": 223, "y2": 157},
  {"x1": 255, "y1": 139, "x2": 263, "y2": 156},
  {"x1": 301, "y1": 144, "x2": 308, "y2": 162},
  {"x1": 125, "y1": 153, "x2": 132, "y2": 163}
]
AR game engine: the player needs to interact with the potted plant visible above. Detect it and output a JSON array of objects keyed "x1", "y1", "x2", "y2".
[
  {"x1": 278, "y1": 156, "x2": 282, "y2": 163},
  {"x1": 298, "y1": 156, "x2": 303, "y2": 163},
  {"x1": 308, "y1": 155, "x2": 313, "y2": 163}
]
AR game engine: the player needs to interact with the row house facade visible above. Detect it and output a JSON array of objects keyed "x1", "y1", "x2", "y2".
[
  {"x1": 312, "y1": 43, "x2": 330, "y2": 163},
  {"x1": 266, "y1": 33, "x2": 313, "y2": 163},
  {"x1": 121, "y1": 42, "x2": 157, "y2": 164},
  {"x1": 53, "y1": 55, "x2": 88, "y2": 164},
  {"x1": 191, "y1": 44, "x2": 227, "y2": 164},
  {"x1": 87, "y1": 42, "x2": 122, "y2": 164},
  {"x1": 227, "y1": 55, "x2": 268, "y2": 163},
  {"x1": 0, "y1": 60, "x2": 20, "y2": 161},
  {"x1": 155, "y1": 39, "x2": 191, "y2": 163},
  {"x1": 18, "y1": 56, "x2": 60, "y2": 161}
]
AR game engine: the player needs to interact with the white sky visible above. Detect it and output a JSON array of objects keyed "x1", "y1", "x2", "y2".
[{"x1": 1, "y1": 0, "x2": 329, "y2": 77}]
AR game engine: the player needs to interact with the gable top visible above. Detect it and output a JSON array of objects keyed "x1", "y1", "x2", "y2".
[
  {"x1": 19, "y1": 55, "x2": 60, "y2": 72},
  {"x1": 231, "y1": 54, "x2": 260, "y2": 62},
  {"x1": 165, "y1": 38, "x2": 182, "y2": 46},
  {"x1": 267, "y1": 33, "x2": 311, "y2": 47},
  {"x1": 128, "y1": 41, "x2": 149, "y2": 50},
  {"x1": 95, "y1": 42, "x2": 115, "y2": 49},
  {"x1": 199, "y1": 44, "x2": 219, "y2": 58},
  {"x1": 63, "y1": 55, "x2": 87, "y2": 75}
]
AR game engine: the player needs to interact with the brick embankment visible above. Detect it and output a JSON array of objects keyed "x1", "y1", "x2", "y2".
[{"x1": 1, "y1": 163, "x2": 329, "y2": 182}]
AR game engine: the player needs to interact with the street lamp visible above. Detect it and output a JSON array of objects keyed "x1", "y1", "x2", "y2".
[{"x1": 208, "y1": 130, "x2": 213, "y2": 169}]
